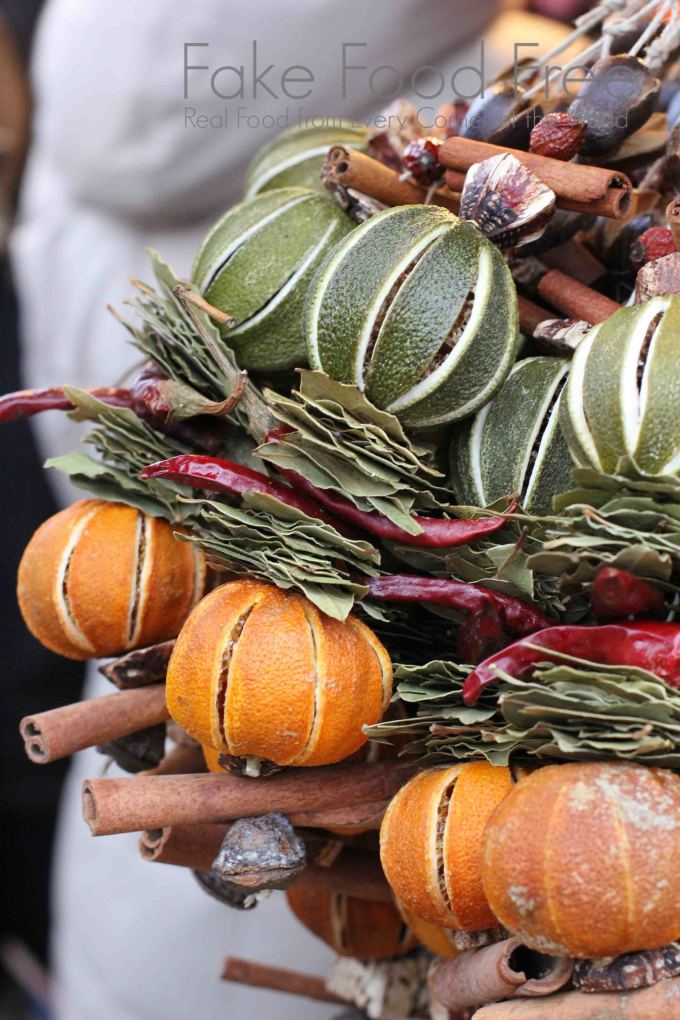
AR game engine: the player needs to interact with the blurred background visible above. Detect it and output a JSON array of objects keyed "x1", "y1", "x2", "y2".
[{"x1": 0, "y1": 1, "x2": 585, "y2": 1017}]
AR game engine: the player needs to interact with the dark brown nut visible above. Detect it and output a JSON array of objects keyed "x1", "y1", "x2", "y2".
[
  {"x1": 529, "y1": 112, "x2": 585, "y2": 161},
  {"x1": 568, "y1": 55, "x2": 660, "y2": 156}
]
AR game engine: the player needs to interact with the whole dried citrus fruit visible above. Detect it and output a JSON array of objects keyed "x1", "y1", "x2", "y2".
[
  {"x1": 167, "y1": 579, "x2": 392, "y2": 767},
  {"x1": 18, "y1": 499, "x2": 205, "y2": 660},
  {"x1": 380, "y1": 761, "x2": 513, "y2": 930}
]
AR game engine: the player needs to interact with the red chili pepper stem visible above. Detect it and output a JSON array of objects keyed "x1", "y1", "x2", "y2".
[
  {"x1": 363, "y1": 574, "x2": 551, "y2": 637},
  {"x1": 463, "y1": 622, "x2": 680, "y2": 705}
]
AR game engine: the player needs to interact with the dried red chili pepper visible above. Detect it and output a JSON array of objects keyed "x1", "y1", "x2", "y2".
[
  {"x1": 458, "y1": 602, "x2": 507, "y2": 663},
  {"x1": 363, "y1": 574, "x2": 551, "y2": 637},
  {"x1": 591, "y1": 567, "x2": 665, "y2": 622},
  {"x1": 140, "y1": 454, "x2": 352, "y2": 534},
  {"x1": 0, "y1": 386, "x2": 132, "y2": 422},
  {"x1": 463, "y1": 621, "x2": 680, "y2": 705},
  {"x1": 276, "y1": 466, "x2": 514, "y2": 549}
]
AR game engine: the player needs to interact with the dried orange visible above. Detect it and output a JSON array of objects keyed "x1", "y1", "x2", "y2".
[
  {"x1": 482, "y1": 761, "x2": 680, "y2": 958},
  {"x1": 398, "y1": 904, "x2": 458, "y2": 958},
  {"x1": 17, "y1": 499, "x2": 205, "y2": 660},
  {"x1": 167, "y1": 579, "x2": 392, "y2": 768},
  {"x1": 286, "y1": 878, "x2": 414, "y2": 960},
  {"x1": 380, "y1": 762, "x2": 513, "y2": 931}
]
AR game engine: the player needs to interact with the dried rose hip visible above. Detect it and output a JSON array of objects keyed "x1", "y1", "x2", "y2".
[
  {"x1": 630, "y1": 226, "x2": 676, "y2": 268},
  {"x1": 402, "y1": 137, "x2": 444, "y2": 186},
  {"x1": 529, "y1": 112, "x2": 585, "y2": 161}
]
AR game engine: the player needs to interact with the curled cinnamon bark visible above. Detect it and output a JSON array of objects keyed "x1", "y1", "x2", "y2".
[
  {"x1": 440, "y1": 137, "x2": 632, "y2": 218},
  {"x1": 323, "y1": 145, "x2": 460, "y2": 214},
  {"x1": 222, "y1": 957, "x2": 343, "y2": 1005},
  {"x1": 471, "y1": 975, "x2": 680, "y2": 1019},
  {"x1": 20, "y1": 685, "x2": 169, "y2": 764},
  {"x1": 82, "y1": 761, "x2": 417, "y2": 836},
  {"x1": 429, "y1": 938, "x2": 573, "y2": 1013}
]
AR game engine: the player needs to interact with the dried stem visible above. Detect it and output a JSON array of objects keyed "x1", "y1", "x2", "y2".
[{"x1": 222, "y1": 957, "x2": 344, "y2": 1005}]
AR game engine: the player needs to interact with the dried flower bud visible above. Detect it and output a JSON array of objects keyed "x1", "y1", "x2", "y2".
[
  {"x1": 212, "y1": 813, "x2": 306, "y2": 892},
  {"x1": 401, "y1": 137, "x2": 444, "y2": 186},
  {"x1": 529, "y1": 112, "x2": 585, "y2": 161},
  {"x1": 533, "y1": 317, "x2": 592, "y2": 353},
  {"x1": 460, "y1": 153, "x2": 556, "y2": 249},
  {"x1": 630, "y1": 226, "x2": 676, "y2": 268}
]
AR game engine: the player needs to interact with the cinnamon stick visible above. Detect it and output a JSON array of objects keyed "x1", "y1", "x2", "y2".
[
  {"x1": 140, "y1": 823, "x2": 229, "y2": 869},
  {"x1": 222, "y1": 957, "x2": 343, "y2": 1005},
  {"x1": 536, "y1": 269, "x2": 621, "y2": 324},
  {"x1": 540, "y1": 240, "x2": 605, "y2": 286},
  {"x1": 20, "y1": 685, "x2": 169, "y2": 764},
  {"x1": 324, "y1": 146, "x2": 460, "y2": 214},
  {"x1": 441, "y1": 138, "x2": 632, "y2": 218},
  {"x1": 668, "y1": 197, "x2": 680, "y2": 251},
  {"x1": 82, "y1": 761, "x2": 417, "y2": 836},
  {"x1": 517, "y1": 294, "x2": 552, "y2": 336},
  {"x1": 429, "y1": 939, "x2": 573, "y2": 1013},
  {"x1": 471, "y1": 975, "x2": 680, "y2": 1019},
  {"x1": 301, "y1": 850, "x2": 392, "y2": 902}
]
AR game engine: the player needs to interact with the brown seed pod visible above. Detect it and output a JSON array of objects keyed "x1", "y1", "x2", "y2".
[
  {"x1": 568, "y1": 55, "x2": 660, "y2": 156},
  {"x1": 482, "y1": 762, "x2": 680, "y2": 959},
  {"x1": 286, "y1": 875, "x2": 415, "y2": 960},
  {"x1": 529, "y1": 113, "x2": 585, "y2": 161},
  {"x1": 18, "y1": 500, "x2": 206, "y2": 660},
  {"x1": 459, "y1": 153, "x2": 556, "y2": 249}
]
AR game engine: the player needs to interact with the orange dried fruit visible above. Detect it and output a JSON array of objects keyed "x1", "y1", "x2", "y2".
[
  {"x1": 380, "y1": 762, "x2": 513, "y2": 931},
  {"x1": 398, "y1": 904, "x2": 458, "y2": 958},
  {"x1": 167, "y1": 579, "x2": 392, "y2": 768},
  {"x1": 286, "y1": 877, "x2": 415, "y2": 960},
  {"x1": 17, "y1": 499, "x2": 205, "y2": 660},
  {"x1": 482, "y1": 761, "x2": 680, "y2": 958}
]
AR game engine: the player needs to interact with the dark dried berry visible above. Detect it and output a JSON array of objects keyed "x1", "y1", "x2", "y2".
[
  {"x1": 529, "y1": 112, "x2": 585, "y2": 161},
  {"x1": 401, "y1": 137, "x2": 443, "y2": 185},
  {"x1": 462, "y1": 83, "x2": 538, "y2": 149},
  {"x1": 630, "y1": 226, "x2": 675, "y2": 268}
]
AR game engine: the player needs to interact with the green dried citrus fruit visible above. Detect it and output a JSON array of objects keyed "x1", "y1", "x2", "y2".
[
  {"x1": 192, "y1": 187, "x2": 353, "y2": 373},
  {"x1": 304, "y1": 205, "x2": 519, "y2": 428},
  {"x1": 244, "y1": 122, "x2": 368, "y2": 197},
  {"x1": 450, "y1": 356, "x2": 574, "y2": 514},
  {"x1": 561, "y1": 296, "x2": 680, "y2": 477}
]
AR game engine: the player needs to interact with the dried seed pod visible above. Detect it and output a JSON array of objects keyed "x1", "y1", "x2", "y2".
[
  {"x1": 379, "y1": 763, "x2": 513, "y2": 931},
  {"x1": 96, "y1": 724, "x2": 166, "y2": 774},
  {"x1": 244, "y1": 123, "x2": 368, "y2": 197},
  {"x1": 459, "y1": 154, "x2": 556, "y2": 249},
  {"x1": 193, "y1": 870, "x2": 257, "y2": 910},
  {"x1": 529, "y1": 112, "x2": 585, "y2": 161},
  {"x1": 573, "y1": 942, "x2": 680, "y2": 992},
  {"x1": 450, "y1": 357, "x2": 574, "y2": 515},
  {"x1": 212, "y1": 813, "x2": 306, "y2": 892},
  {"x1": 636, "y1": 251, "x2": 680, "y2": 300},
  {"x1": 286, "y1": 874, "x2": 415, "y2": 961},
  {"x1": 533, "y1": 318, "x2": 592, "y2": 354},
  {"x1": 305, "y1": 205, "x2": 519, "y2": 427},
  {"x1": 482, "y1": 762, "x2": 680, "y2": 958},
  {"x1": 192, "y1": 188, "x2": 353, "y2": 372},
  {"x1": 167, "y1": 579, "x2": 392, "y2": 768},
  {"x1": 568, "y1": 56, "x2": 660, "y2": 156},
  {"x1": 17, "y1": 500, "x2": 206, "y2": 660},
  {"x1": 462, "y1": 84, "x2": 536, "y2": 150},
  {"x1": 561, "y1": 295, "x2": 680, "y2": 476}
]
